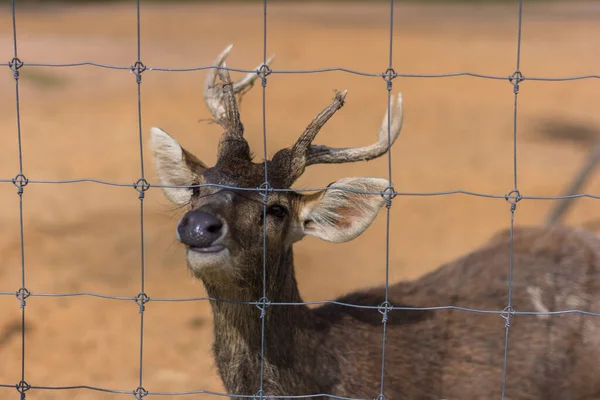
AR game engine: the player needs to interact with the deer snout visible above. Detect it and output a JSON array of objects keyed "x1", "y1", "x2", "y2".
[{"x1": 177, "y1": 209, "x2": 225, "y2": 250}]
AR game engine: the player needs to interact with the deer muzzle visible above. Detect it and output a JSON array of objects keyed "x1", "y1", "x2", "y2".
[{"x1": 177, "y1": 209, "x2": 226, "y2": 253}]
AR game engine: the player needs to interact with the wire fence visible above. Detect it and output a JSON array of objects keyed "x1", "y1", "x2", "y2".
[{"x1": 3, "y1": 0, "x2": 600, "y2": 399}]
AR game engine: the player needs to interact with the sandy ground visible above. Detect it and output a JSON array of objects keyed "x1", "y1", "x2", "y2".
[{"x1": 1, "y1": 1, "x2": 600, "y2": 398}]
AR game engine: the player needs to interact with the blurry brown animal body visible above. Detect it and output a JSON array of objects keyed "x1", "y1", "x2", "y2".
[{"x1": 150, "y1": 46, "x2": 600, "y2": 400}]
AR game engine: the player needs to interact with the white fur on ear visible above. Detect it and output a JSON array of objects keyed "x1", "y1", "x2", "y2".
[
  {"x1": 299, "y1": 177, "x2": 389, "y2": 243},
  {"x1": 150, "y1": 127, "x2": 202, "y2": 204}
]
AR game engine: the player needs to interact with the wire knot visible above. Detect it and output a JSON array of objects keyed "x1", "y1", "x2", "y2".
[
  {"x1": 16, "y1": 380, "x2": 30, "y2": 399},
  {"x1": 509, "y1": 71, "x2": 524, "y2": 94},
  {"x1": 258, "y1": 182, "x2": 273, "y2": 205},
  {"x1": 9, "y1": 57, "x2": 23, "y2": 80},
  {"x1": 381, "y1": 186, "x2": 397, "y2": 209},
  {"x1": 16, "y1": 288, "x2": 30, "y2": 309},
  {"x1": 256, "y1": 297, "x2": 271, "y2": 319},
  {"x1": 131, "y1": 61, "x2": 147, "y2": 84},
  {"x1": 504, "y1": 190, "x2": 522, "y2": 212},
  {"x1": 375, "y1": 394, "x2": 388, "y2": 400},
  {"x1": 257, "y1": 64, "x2": 272, "y2": 87},
  {"x1": 378, "y1": 301, "x2": 392, "y2": 323},
  {"x1": 12, "y1": 174, "x2": 28, "y2": 195},
  {"x1": 254, "y1": 390, "x2": 268, "y2": 400},
  {"x1": 501, "y1": 306, "x2": 515, "y2": 328},
  {"x1": 382, "y1": 68, "x2": 397, "y2": 91},
  {"x1": 134, "y1": 292, "x2": 150, "y2": 314},
  {"x1": 134, "y1": 386, "x2": 148, "y2": 399},
  {"x1": 134, "y1": 178, "x2": 150, "y2": 200}
]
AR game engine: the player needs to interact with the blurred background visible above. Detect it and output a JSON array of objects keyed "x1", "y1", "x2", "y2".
[{"x1": 1, "y1": 0, "x2": 600, "y2": 398}]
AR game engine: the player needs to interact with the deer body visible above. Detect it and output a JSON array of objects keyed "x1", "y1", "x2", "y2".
[
  {"x1": 150, "y1": 46, "x2": 600, "y2": 399},
  {"x1": 206, "y1": 225, "x2": 600, "y2": 400}
]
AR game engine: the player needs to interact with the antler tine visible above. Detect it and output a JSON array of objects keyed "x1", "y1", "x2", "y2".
[
  {"x1": 305, "y1": 93, "x2": 404, "y2": 165},
  {"x1": 293, "y1": 90, "x2": 348, "y2": 154},
  {"x1": 271, "y1": 90, "x2": 348, "y2": 187},
  {"x1": 216, "y1": 65, "x2": 243, "y2": 134},
  {"x1": 203, "y1": 44, "x2": 275, "y2": 126},
  {"x1": 203, "y1": 45, "x2": 232, "y2": 125}
]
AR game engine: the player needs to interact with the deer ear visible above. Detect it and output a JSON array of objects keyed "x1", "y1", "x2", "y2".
[
  {"x1": 299, "y1": 177, "x2": 389, "y2": 243},
  {"x1": 149, "y1": 127, "x2": 207, "y2": 204}
]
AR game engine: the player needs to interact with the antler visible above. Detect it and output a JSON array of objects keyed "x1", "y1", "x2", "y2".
[
  {"x1": 306, "y1": 93, "x2": 403, "y2": 165},
  {"x1": 203, "y1": 44, "x2": 275, "y2": 125},
  {"x1": 203, "y1": 45, "x2": 275, "y2": 162},
  {"x1": 272, "y1": 91, "x2": 403, "y2": 187}
]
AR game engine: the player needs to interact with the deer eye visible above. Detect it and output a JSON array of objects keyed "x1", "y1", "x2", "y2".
[
  {"x1": 268, "y1": 205, "x2": 288, "y2": 218},
  {"x1": 191, "y1": 184, "x2": 200, "y2": 197}
]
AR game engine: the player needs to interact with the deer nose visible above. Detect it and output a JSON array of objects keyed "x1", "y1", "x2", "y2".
[{"x1": 177, "y1": 209, "x2": 224, "y2": 248}]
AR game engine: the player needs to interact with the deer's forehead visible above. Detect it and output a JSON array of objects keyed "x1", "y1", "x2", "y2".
[
  {"x1": 202, "y1": 165, "x2": 265, "y2": 188},
  {"x1": 201, "y1": 162, "x2": 291, "y2": 189}
]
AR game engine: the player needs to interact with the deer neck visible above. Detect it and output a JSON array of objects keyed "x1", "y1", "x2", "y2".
[{"x1": 204, "y1": 247, "x2": 327, "y2": 394}]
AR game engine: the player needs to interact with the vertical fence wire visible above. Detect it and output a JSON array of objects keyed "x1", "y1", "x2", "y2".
[
  {"x1": 9, "y1": 0, "x2": 31, "y2": 399},
  {"x1": 258, "y1": 0, "x2": 269, "y2": 397},
  {"x1": 500, "y1": 0, "x2": 524, "y2": 399},
  {"x1": 378, "y1": 0, "x2": 396, "y2": 397},
  {"x1": 134, "y1": 0, "x2": 149, "y2": 398}
]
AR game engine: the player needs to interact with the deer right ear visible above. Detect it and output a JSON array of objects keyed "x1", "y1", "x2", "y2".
[{"x1": 149, "y1": 127, "x2": 207, "y2": 205}]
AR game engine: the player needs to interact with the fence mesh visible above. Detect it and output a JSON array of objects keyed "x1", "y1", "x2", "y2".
[{"x1": 3, "y1": 0, "x2": 600, "y2": 398}]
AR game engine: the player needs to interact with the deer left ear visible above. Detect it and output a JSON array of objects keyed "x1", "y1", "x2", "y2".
[
  {"x1": 298, "y1": 177, "x2": 389, "y2": 243},
  {"x1": 149, "y1": 127, "x2": 207, "y2": 205}
]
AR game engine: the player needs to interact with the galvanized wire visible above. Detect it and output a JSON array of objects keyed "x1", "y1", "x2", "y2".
[
  {"x1": 2, "y1": 289, "x2": 600, "y2": 317},
  {"x1": 258, "y1": 0, "x2": 270, "y2": 397},
  {"x1": 500, "y1": 0, "x2": 524, "y2": 399},
  {"x1": 4, "y1": 0, "x2": 600, "y2": 399},
  {"x1": 7, "y1": 61, "x2": 600, "y2": 81},
  {"x1": 377, "y1": 0, "x2": 396, "y2": 398},
  {"x1": 133, "y1": 0, "x2": 149, "y2": 398},
  {"x1": 9, "y1": 0, "x2": 30, "y2": 399},
  {"x1": 4, "y1": 179, "x2": 600, "y2": 200}
]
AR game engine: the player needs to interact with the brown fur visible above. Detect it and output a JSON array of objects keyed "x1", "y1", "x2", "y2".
[{"x1": 203, "y1": 225, "x2": 600, "y2": 399}]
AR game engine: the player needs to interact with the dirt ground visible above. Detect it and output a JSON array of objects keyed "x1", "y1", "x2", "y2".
[{"x1": 1, "y1": 1, "x2": 600, "y2": 398}]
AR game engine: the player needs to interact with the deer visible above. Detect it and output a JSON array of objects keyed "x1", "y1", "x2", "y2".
[{"x1": 149, "y1": 45, "x2": 600, "y2": 400}]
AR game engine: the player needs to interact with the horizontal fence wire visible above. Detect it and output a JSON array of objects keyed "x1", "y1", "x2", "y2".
[
  {"x1": 2, "y1": 179, "x2": 600, "y2": 200},
  {"x1": 4, "y1": 0, "x2": 600, "y2": 398},
  {"x1": 4, "y1": 61, "x2": 600, "y2": 81},
  {"x1": 2, "y1": 290, "x2": 600, "y2": 317}
]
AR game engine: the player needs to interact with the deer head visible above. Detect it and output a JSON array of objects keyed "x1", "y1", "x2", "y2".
[{"x1": 150, "y1": 45, "x2": 403, "y2": 294}]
